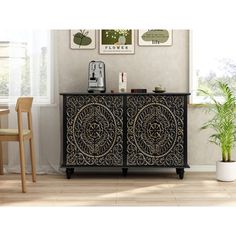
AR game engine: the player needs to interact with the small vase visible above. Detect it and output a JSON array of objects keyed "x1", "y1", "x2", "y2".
[{"x1": 118, "y1": 35, "x2": 126, "y2": 45}]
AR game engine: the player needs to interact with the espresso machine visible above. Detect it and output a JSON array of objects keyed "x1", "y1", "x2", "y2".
[{"x1": 88, "y1": 60, "x2": 106, "y2": 93}]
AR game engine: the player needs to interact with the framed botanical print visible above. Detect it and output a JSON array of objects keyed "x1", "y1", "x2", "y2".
[
  {"x1": 138, "y1": 30, "x2": 172, "y2": 46},
  {"x1": 70, "y1": 30, "x2": 96, "y2": 49},
  {"x1": 99, "y1": 29, "x2": 134, "y2": 54}
]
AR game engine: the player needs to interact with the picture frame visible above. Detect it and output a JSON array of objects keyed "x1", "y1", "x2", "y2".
[
  {"x1": 138, "y1": 30, "x2": 172, "y2": 46},
  {"x1": 70, "y1": 30, "x2": 96, "y2": 49},
  {"x1": 99, "y1": 29, "x2": 135, "y2": 54}
]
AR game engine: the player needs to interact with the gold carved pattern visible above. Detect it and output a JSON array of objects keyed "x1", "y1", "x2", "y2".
[
  {"x1": 127, "y1": 95, "x2": 185, "y2": 166},
  {"x1": 66, "y1": 95, "x2": 123, "y2": 166}
]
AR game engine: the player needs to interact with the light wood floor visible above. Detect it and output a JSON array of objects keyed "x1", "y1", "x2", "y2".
[{"x1": 1, "y1": 172, "x2": 236, "y2": 206}]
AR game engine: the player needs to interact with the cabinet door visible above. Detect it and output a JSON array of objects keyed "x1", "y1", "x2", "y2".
[
  {"x1": 64, "y1": 95, "x2": 123, "y2": 166},
  {"x1": 126, "y1": 95, "x2": 185, "y2": 167}
]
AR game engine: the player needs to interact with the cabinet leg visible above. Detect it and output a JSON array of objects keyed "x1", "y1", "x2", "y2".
[
  {"x1": 176, "y1": 168, "x2": 184, "y2": 179},
  {"x1": 122, "y1": 168, "x2": 128, "y2": 177},
  {"x1": 66, "y1": 168, "x2": 74, "y2": 179}
]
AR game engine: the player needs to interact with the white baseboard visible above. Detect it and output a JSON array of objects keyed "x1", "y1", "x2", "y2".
[
  {"x1": 4, "y1": 165, "x2": 62, "y2": 175},
  {"x1": 63, "y1": 165, "x2": 216, "y2": 173},
  {"x1": 186, "y1": 165, "x2": 216, "y2": 172},
  {"x1": 4, "y1": 164, "x2": 216, "y2": 174},
  {"x1": 67, "y1": 165, "x2": 216, "y2": 173}
]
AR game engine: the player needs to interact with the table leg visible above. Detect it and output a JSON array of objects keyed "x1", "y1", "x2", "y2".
[
  {"x1": 0, "y1": 109, "x2": 9, "y2": 175},
  {"x1": 0, "y1": 141, "x2": 3, "y2": 175}
]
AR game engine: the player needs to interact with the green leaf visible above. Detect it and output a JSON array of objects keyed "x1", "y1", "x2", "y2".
[
  {"x1": 73, "y1": 33, "x2": 92, "y2": 46},
  {"x1": 199, "y1": 81, "x2": 236, "y2": 162}
]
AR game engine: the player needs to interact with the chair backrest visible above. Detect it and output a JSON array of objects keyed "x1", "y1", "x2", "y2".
[
  {"x1": 15, "y1": 97, "x2": 33, "y2": 112},
  {"x1": 15, "y1": 97, "x2": 34, "y2": 132}
]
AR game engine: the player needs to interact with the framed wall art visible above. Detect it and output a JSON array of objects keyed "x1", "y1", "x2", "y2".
[
  {"x1": 70, "y1": 30, "x2": 96, "y2": 49},
  {"x1": 99, "y1": 29, "x2": 134, "y2": 54},
  {"x1": 138, "y1": 30, "x2": 172, "y2": 46}
]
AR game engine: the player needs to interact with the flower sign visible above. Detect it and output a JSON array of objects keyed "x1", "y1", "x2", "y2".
[
  {"x1": 70, "y1": 30, "x2": 96, "y2": 49},
  {"x1": 99, "y1": 29, "x2": 134, "y2": 54}
]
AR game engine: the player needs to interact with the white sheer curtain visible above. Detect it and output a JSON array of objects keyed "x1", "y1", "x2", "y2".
[{"x1": 0, "y1": 30, "x2": 55, "y2": 174}]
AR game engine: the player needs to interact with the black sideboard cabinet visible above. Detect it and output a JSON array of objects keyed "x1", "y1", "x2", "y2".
[{"x1": 60, "y1": 93, "x2": 190, "y2": 179}]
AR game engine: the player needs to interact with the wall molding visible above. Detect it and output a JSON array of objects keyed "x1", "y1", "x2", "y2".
[
  {"x1": 67, "y1": 165, "x2": 216, "y2": 173},
  {"x1": 187, "y1": 165, "x2": 215, "y2": 172},
  {"x1": 4, "y1": 165, "x2": 216, "y2": 175}
]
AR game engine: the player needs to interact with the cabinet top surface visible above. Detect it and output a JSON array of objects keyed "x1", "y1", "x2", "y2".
[{"x1": 60, "y1": 92, "x2": 191, "y2": 96}]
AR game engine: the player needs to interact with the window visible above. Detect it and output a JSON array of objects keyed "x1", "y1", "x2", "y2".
[
  {"x1": 0, "y1": 30, "x2": 52, "y2": 104},
  {"x1": 190, "y1": 29, "x2": 236, "y2": 104}
]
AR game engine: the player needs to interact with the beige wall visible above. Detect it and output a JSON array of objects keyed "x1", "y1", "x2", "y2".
[
  {"x1": 58, "y1": 30, "x2": 189, "y2": 93},
  {"x1": 38, "y1": 30, "x2": 223, "y2": 169}
]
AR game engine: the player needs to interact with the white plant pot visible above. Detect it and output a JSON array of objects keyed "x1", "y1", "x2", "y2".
[{"x1": 216, "y1": 161, "x2": 236, "y2": 181}]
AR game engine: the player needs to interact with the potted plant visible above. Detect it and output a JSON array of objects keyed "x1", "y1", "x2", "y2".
[{"x1": 200, "y1": 81, "x2": 236, "y2": 181}]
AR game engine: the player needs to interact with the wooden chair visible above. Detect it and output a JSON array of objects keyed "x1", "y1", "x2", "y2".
[{"x1": 0, "y1": 97, "x2": 36, "y2": 193}]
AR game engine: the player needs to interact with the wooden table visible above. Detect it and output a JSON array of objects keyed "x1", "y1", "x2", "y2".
[{"x1": 0, "y1": 109, "x2": 10, "y2": 175}]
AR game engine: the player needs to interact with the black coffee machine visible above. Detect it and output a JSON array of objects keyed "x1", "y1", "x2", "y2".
[{"x1": 88, "y1": 60, "x2": 106, "y2": 93}]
